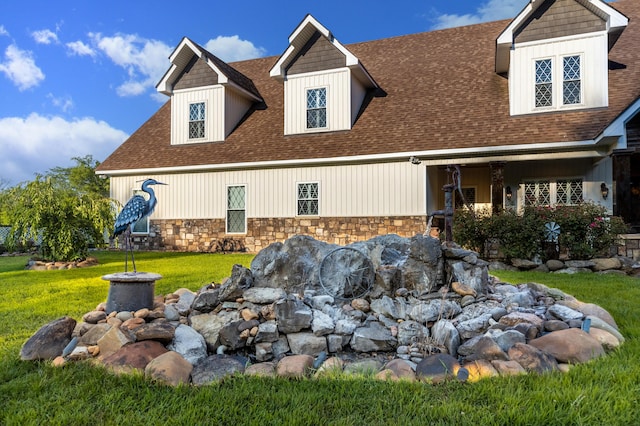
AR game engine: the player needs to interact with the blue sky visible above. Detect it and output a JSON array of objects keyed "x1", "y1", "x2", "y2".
[{"x1": 0, "y1": 0, "x2": 537, "y2": 185}]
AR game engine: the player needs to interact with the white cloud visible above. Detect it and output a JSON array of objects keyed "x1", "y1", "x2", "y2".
[
  {"x1": 431, "y1": 0, "x2": 527, "y2": 30},
  {"x1": 66, "y1": 40, "x2": 96, "y2": 57},
  {"x1": 89, "y1": 32, "x2": 172, "y2": 97},
  {"x1": 0, "y1": 44, "x2": 45, "y2": 90},
  {"x1": 0, "y1": 114, "x2": 128, "y2": 185},
  {"x1": 0, "y1": 25, "x2": 9, "y2": 37},
  {"x1": 32, "y1": 29, "x2": 58, "y2": 45},
  {"x1": 47, "y1": 93, "x2": 74, "y2": 113},
  {"x1": 204, "y1": 35, "x2": 267, "y2": 62}
]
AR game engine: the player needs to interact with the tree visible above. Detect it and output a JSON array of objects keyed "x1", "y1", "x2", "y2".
[{"x1": 5, "y1": 157, "x2": 114, "y2": 261}]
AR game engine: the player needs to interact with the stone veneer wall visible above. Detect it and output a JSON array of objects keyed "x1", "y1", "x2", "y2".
[{"x1": 127, "y1": 216, "x2": 428, "y2": 253}]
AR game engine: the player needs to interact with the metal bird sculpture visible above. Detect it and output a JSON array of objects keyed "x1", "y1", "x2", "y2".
[{"x1": 112, "y1": 178, "x2": 167, "y2": 273}]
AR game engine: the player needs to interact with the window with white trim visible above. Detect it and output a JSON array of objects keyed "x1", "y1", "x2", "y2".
[
  {"x1": 297, "y1": 182, "x2": 319, "y2": 216},
  {"x1": 563, "y1": 56, "x2": 581, "y2": 105},
  {"x1": 131, "y1": 189, "x2": 149, "y2": 234},
  {"x1": 226, "y1": 185, "x2": 246, "y2": 234},
  {"x1": 306, "y1": 88, "x2": 327, "y2": 129},
  {"x1": 535, "y1": 59, "x2": 553, "y2": 108},
  {"x1": 524, "y1": 179, "x2": 582, "y2": 207},
  {"x1": 189, "y1": 102, "x2": 206, "y2": 139}
]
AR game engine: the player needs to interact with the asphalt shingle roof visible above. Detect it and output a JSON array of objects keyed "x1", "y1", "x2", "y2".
[{"x1": 97, "y1": 0, "x2": 640, "y2": 173}]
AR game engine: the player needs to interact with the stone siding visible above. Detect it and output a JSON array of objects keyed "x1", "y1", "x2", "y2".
[
  {"x1": 617, "y1": 234, "x2": 640, "y2": 261},
  {"x1": 125, "y1": 216, "x2": 428, "y2": 253}
]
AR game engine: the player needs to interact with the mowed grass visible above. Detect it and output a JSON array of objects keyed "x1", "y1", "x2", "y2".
[{"x1": 0, "y1": 252, "x2": 639, "y2": 425}]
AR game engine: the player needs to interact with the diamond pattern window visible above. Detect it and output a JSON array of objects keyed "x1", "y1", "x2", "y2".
[
  {"x1": 563, "y1": 56, "x2": 581, "y2": 105},
  {"x1": 306, "y1": 88, "x2": 327, "y2": 129},
  {"x1": 297, "y1": 182, "x2": 319, "y2": 216},
  {"x1": 535, "y1": 59, "x2": 553, "y2": 108},
  {"x1": 226, "y1": 185, "x2": 246, "y2": 233},
  {"x1": 556, "y1": 179, "x2": 583, "y2": 205},
  {"x1": 524, "y1": 181, "x2": 551, "y2": 206},
  {"x1": 189, "y1": 102, "x2": 205, "y2": 139},
  {"x1": 455, "y1": 187, "x2": 476, "y2": 211}
]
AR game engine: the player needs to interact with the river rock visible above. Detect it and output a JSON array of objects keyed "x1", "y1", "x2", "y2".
[
  {"x1": 20, "y1": 316, "x2": 77, "y2": 361},
  {"x1": 102, "y1": 340, "x2": 168, "y2": 373},
  {"x1": 276, "y1": 354, "x2": 314, "y2": 378},
  {"x1": 507, "y1": 343, "x2": 559, "y2": 374},
  {"x1": 287, "y1": 332, "x2": 327, "y2": 355},
  {"x1": 145, "y1": 351, "x2": 192, "y2": 386},
  {"x1": 529, "y1": 328, "x2": 604, "y2": 364},
  {"x1": 431, "y1": 320, "x2": 460, "y2": 356},
  {"x1": 133, "y1": 322, "x2": 175, "y2": 343},
  {"x1": 416, "y1": 353, "x2": 467, "y2": 383}
]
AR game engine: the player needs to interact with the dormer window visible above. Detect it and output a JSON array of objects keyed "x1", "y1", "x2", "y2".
[
  {"x1": 189, "y1": 102, "x2": 206, "y2": 139},
  {"x1": 306, "y1": 88, "x2": 327, "y2": 129},
  {"x1": 535, "y1": 59, "x2": 553, "y2": 108},
  {"x1": 563, "y1": 55, "x2": 581, "y2": 105}
]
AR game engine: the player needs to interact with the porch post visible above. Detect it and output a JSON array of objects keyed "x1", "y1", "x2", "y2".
[
  {"x1": 490, "y1": 161, "x2": 506, "y2": 214},
  {"x1": 612, "y1": 149, "x2": 633, "y2": 220}
]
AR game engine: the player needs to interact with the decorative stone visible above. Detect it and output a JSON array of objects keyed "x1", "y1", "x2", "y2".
[
  {"x1": 242, "y1": 287, "x2": 286, "y2": 304},
  {"x1": 191, "y1": 287, "x2": 221, "y2": 313},
  {"x1": 351, "y1": 298, "x2": 370, "y2": 312},
  {"x1": 78, "y1": 323, "x2": 112, "y2": 346},
  {"x1": 276, "y1": 354, "x2": 314, "y2": 378},
  {"x1": 350, "y1": 321, "x2": 397, "y2": 352},
  {"x1": 588, "y1": 328, "x2": 622, "y2": 350},
  {"x1": 385, "y1": 359, "x2": 416, "y2": 381},
  {"x1": 529, "y1": 328, "x2": 604, "y2": 364},
  {"x1": 416, "y1": 353, "x2": 467, "y2": 383},
  {"x1": 463, "y1": 359, "x2": 499, "y2": 382},
  {"x1": 245, "y1": 362, "x2": 277, "y2": 377},
  {"x1": 191, "y1": 354, "x2": 245, "y2": 385},
  {"x1": 275, "y1": 296, "x2": 313, "y2": 333},
  {"x1": 490, "y1": 360, "x2": 526, "y2": 376},
  {"x1": 287, "y1": 332, "x2": 328, "y2": 356},
  {"x1": 145, "y1": 351, "x2": 192, "y2": 386},
  {"x1": 102, "y1": 340, "x2": 168, "y2": 374},
  {"x1": 102, "y1": 272, "x2": 161, "y2": 314},
  {"x1": 82, "y1": 310, "x2": 107, "y2": 324},
  {"x1": 20, "y1": 316, "x2": 77, "y2": 361},
  {"x1": 133, "y1": 322, "x2": 175, "y2": 343},
  {"x1": 452, "y1": 281, "x2": 476, "y2": 297},
  {"x1": 167, "y1": 324, "x2": 208, "y2": 366},
  {"x1": 311, "y1": 309, "x2": 335, "y2": 336},
  {"x1": 507, "y1": 343, "x2": 559, "y2": 374}
]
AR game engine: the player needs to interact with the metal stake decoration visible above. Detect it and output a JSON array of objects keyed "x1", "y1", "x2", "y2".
[{"x1": 112, "y1": 178, "x2": 167, "y2": 273}]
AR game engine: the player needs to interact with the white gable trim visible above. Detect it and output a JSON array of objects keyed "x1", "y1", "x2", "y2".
[
  {"x1": 269, "y1": 14, "x2": 378, "y2": 88},
  {"x1": 597, "y1": 97, "x2": 640, "y2": 150},
  {"x1": 496, "y1": 0, "x2": 628, "y2": 73}
]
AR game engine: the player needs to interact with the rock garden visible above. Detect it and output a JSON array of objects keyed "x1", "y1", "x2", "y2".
[{"x1": 20, "y1": 234, "x2": 628, "y2": 386}]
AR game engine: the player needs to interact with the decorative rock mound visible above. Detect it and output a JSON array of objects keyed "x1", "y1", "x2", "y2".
[{"x1": 21, "y1": 234, "x2": 624, "y2": 386}]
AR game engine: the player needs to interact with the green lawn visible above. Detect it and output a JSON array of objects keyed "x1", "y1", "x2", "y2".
[{"x1": 1, "y1": 251, "x2": 639, "y2": 425}]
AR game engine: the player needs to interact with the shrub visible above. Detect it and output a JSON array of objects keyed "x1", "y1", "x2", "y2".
[{"x1": 453, "y1": 203, "x2": 628, "y2": 260}]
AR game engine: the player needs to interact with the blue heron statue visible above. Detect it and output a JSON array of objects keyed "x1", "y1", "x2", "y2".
[{"x1": 112, "y1": 178, "x2": 167, "y2": 273}]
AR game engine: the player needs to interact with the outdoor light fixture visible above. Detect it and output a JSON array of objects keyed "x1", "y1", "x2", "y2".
[
  {"x1": 505, "y1": 186, "x2": 513, "y2": 201},
  {"x1": 601, "y1": 183, "x2": 609, "y2": 200}
]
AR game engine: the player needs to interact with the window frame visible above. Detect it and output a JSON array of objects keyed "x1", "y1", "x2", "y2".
[
  {"x1": 296, "y1": 181, "x2": 320, "y2": 216},
  {"x1": 226, "y1": 184, "x2": 247, "y2": 234},
  {"x1": 130, "y1": 188, "x2": 150, "y2": 235},
  {"x1": 306, "y1": 87, "x2": 327, "y2": 130},
  {"x1": 534, "y1": 58, "x2": 553, "y2": 109},
  {"x1": 523, "y1": 179, "x2": 583, "y2": 207},
  {"x1": 562, "y1": 55, "x2": 581, "y2": 106},
  {"x1": 188, "y1": 101, "x2": 206, "y2": 140}
]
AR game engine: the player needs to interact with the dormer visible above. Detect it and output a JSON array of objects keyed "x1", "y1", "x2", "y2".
[
  {"x1": 270, "y1": 15, "x2": 381, "y2": 135},
  {"x1": 496, "y1": 0, "x2": 628, "y2": 117},
  {"x1": 156, "y1": 37, "x2": 263, "y2": 144}
]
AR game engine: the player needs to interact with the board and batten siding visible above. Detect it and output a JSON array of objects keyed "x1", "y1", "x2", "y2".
[
  {"x1": 171, "y1": 86, "x2": 224, "y2": 144},
  {"x1": 284, "y1": 69, "x2": 351, "y2": 135},
  {"x1": 110, "y1": 161, "x2": 426, "y2": 221},
  {"x1": 225, "y1": 88, "x2": 253, "y2": 139},
  {"x1": 509, "y1": 33, "x2": 608, "y2": 116}
]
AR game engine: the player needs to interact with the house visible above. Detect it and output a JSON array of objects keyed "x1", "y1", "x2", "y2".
[{"x1": 96, "y1": 0, "x2": 640, "y2": 253}]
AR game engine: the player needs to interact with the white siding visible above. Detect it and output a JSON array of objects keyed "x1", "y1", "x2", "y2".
[
  {"x1": 509, "y1": 33, "x2": 608, "y2": 116},
  {"x1": 171, "y1": 86, "x2": 225, "y2": 144},
  {"x1": 225, "y1": 88, "x2": 253, "y2": 138},
  {"x1": 110, "y1": 162, "x2": 426, "y2": 220},
  {"x1": 350, "y1": 74, "x2": 367, "y2": 124},
  {"x1": 284, "y1": 69, "x2": 351, "y2": 135}
]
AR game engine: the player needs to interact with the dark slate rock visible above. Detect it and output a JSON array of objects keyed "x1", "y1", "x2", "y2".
[
  {"x1": 544, "y1": 320, "x2": 570, "y2": 332},
  {"x1": 350, "y1": 321, "x2": 397, "y2": 352},
  {"x1": 219, "y1": 265, "x2": 253, "y2": 302},
  {"x1": 191, "y1": 287, "x2": 221, "y2": 313},
  {"x1": 133, "y1": 322, "x2": 175, "y2": 343},
  {"x1": 219, "y1": 320, "x2": 249, "y2": 350},
  {"x1": 191, "y1": 354, "x2": 246, "y2": 385},
  {"x1": 416, "y1": 353, "x2": 468, "y2": 383},
  {"x1": 20, "y1": 316, "x2": 76, "y2": 361},
  {"x1": 275, "y1": 296, "x2": 313, "y2": 333},
  {"x1": 400, "y1": 234, "x2": 444, "y2": 295}
]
